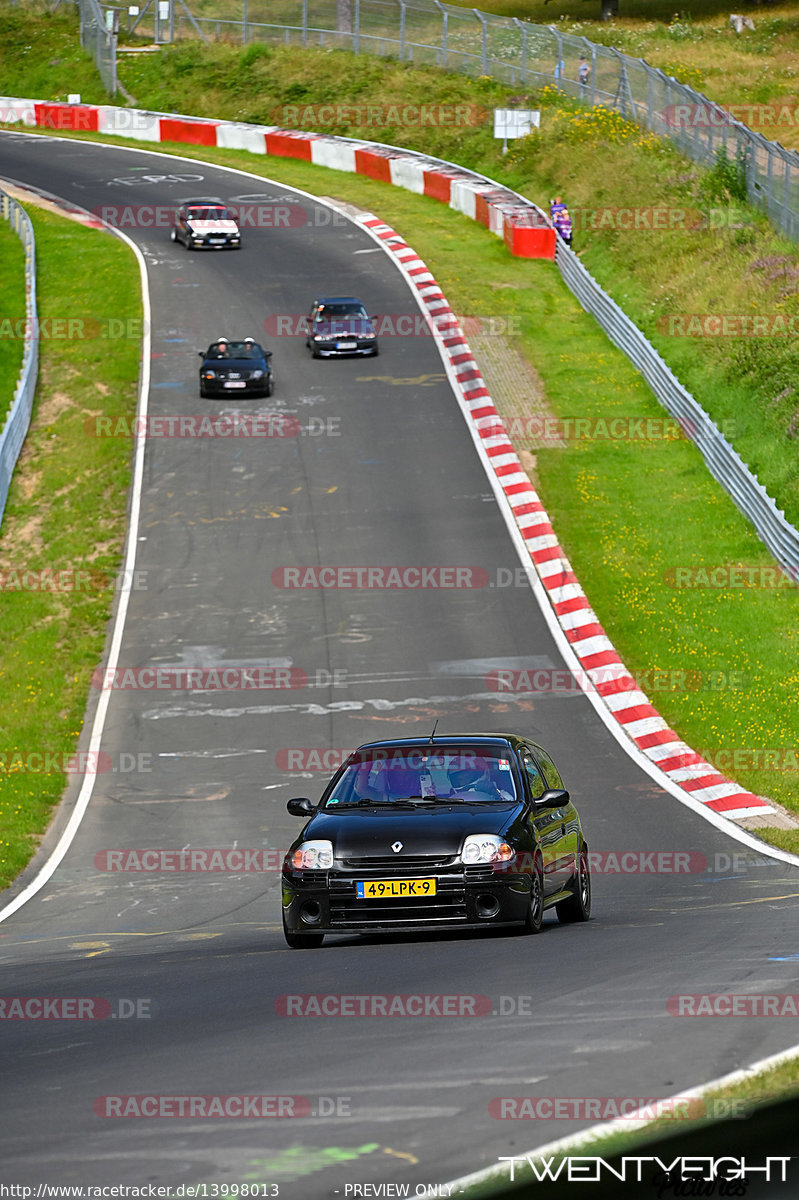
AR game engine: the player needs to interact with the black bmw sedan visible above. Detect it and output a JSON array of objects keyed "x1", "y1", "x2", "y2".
[
  {"x1": 281, "y1": 734, "x2": 591, "y2": 948},
  {"x1": 304, "y1": 296, "x2": 379, "y2": 357}
]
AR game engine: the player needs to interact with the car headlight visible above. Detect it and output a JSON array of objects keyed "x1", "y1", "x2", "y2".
[
  {"x1": 361, "y1": 332, "x2": 376, "y2": 339},
  {"x1": 313, "y1": 334, "x2": 326, "y2": 342},
  {"x1": 250, "y1": 370, "x2": 264, "y2": 379},
  {"x1": 461, "y1": 834, "x2": 513, "y2": 865},
  {"x1": 290, "y1": 839, "x2": 334, "y2": 870},
  {"x1": 202, "y1": 370, "x2": 216, "y2": 379}
]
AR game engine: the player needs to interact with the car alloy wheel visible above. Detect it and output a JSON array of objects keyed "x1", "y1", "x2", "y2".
[{"x1": 523, "y1": 859, "x2": 544, "y2": 934}]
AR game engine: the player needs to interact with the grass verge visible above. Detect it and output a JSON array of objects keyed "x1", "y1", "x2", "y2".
[
  {"x1": 0, "y1": 206, "x2": 140, "y2": 890},
  {"x1": 0, "y1": 214, "x2": 26, "y2": 425}
]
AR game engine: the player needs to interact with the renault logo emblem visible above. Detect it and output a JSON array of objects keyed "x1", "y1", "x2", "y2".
[{"x1": 391, "y1": 841, "x2": 403, "y2": 853}]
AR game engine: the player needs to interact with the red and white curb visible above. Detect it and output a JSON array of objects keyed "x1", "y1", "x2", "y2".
[
  {"x1": 0, "y1": 97, "x2": 555, "y2": 259},
  {"x1": 353, "y1": 210, "x2": 776, "y2": 826}
]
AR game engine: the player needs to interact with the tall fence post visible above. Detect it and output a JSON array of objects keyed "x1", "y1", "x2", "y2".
[
  {"x1": 474, "y1": 9, "x2": 487, "y2": 74},
  {"x1": 399, "y1": 0, "x2": 406, "y2": 60},
  {"x1": 354, "y1": 0, "x2": 360, "y2": 53}
]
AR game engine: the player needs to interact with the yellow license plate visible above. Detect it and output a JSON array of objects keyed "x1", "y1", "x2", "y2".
[{"x1": 355, "y1": 878, "x2": 437, "y2": 899}]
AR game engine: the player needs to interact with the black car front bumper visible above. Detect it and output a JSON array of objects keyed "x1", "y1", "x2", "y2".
[{"x1": 282, "y1": 863, "x2": 532, "y2": 935}]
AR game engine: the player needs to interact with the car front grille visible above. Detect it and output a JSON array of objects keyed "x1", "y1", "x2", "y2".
[
  {"x1": 341, "y1": 854, "x2": 457, "y2": 871},
  {"x1": 328, "y1": 869, "x2": 467, "y2": 927}
]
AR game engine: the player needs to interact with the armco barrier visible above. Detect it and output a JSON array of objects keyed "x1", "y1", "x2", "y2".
[
  {"x1": 4, "y1": 96, "x2": 796, "y2": 584},
  {"x1": 0, "y1": 188, "x2": 38, "y2": 534}
]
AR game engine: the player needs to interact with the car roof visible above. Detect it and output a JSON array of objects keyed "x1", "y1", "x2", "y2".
[
  {"x1": 313, "y1": 296, "x2": 366, "y2": 306},
  {"x1": 183, "y1": 198, "x2": 228, "y2": 207},
  {"x1": 353, "y1": 734, "x2": 521, "y2": 751}
]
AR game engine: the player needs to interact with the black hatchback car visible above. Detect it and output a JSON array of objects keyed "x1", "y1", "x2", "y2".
[
  {"x1": 281, "y1": 734, "x2": 590, "y2": 948},
  {"x1": 305, "y1": 297, "x2": 379, "y2": 358},
  {"x1": 198, "y1": 338, "x2": 274, "y2": 398}
]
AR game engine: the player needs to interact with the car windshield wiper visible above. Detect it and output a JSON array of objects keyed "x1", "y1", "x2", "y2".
[
  {"x1": 342, "y1": 798, "x2": 416, "y2": 808},
  {"x1": 398, "y1": 795, "x2": 465, "y2": 805}
]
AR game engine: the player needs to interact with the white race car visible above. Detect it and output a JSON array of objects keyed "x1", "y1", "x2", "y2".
[{"x1": 171, "y1": 200, "x2": 240, "y2": 250}]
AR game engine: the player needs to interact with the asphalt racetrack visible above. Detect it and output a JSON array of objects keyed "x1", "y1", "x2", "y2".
[{"x1": 1, "y1": 132, "x2": 798, "y2": 1196}]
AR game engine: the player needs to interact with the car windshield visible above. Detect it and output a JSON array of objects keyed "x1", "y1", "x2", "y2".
[
  {"x1": 316, "y1": 304, "x2": 368, "y2": 321},
  {"x1": 189, "y1": 206, "x2": 229, "y2": 221},
  {"x1": 325, "y1": 747, "x2": 518, "y2": 807},
  {"x1": 206, "y1": 342, "x2": 263, "y2": 359}
]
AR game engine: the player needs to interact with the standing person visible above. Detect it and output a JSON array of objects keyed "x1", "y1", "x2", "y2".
[
  {"x1": 578, "y1": 55, "x2": 591, "y2": 97},
  {"x1": 554, "y1": 55, "x2": 565, "y2": 80},
  {"x1": 550, "y1": 196, "x2": 566, "y2": 222},
  {"x1": 554, "y1": 207, "x2": 573, "y2": 248}
]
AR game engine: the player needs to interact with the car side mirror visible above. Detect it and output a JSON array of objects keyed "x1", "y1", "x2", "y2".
[
  {"x1": 198, "y1": 351, "x2": 205, "y2": 357},
  {"x1": 536, "y1": 788, "x2": 569, "y2": 808},
  {"x1": 287, "y1": 797, "x2": 316, "y2": 816},
  {"x1": 264, "y1": 349, "x2": 273, "y2": 358}
]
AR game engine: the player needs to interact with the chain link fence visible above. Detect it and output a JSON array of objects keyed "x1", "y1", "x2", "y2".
[
  {"x1": 75, "y1": 0, "x2": 117, "y2": 94},
  {"x1": 0, "y1": 191, "x2": 38, "y2": 534}
]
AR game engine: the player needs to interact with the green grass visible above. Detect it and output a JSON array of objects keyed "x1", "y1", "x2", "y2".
[
  {"x1": 0, "y1": 208, "x2": 140, "y2": 889},
  {"x1": 0, "y1": 215, "x2": 26, "y2": 425},
  {"x1": 0, "y1": 4, "x2": 111, "y2": 105}
]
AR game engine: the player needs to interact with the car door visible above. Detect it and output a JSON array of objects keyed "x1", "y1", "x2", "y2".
[
  {"x1": 519, "y1": 748, "x2": 564, "y2": 898},
  {"x1": 532, "y1": 744, "x2": 578, "y2": 889}
]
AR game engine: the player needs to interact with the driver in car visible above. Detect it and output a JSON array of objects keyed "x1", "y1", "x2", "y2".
[{"x1": 447, "y1": 763, "x2": 514, "y2": 802}]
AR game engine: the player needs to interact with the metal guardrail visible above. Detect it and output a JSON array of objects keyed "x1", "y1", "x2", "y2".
[
  {"x1": 556, "y1": 236, "x2": 799, "y2": 578},
  {"x1": 0, "y1": 190, "x2": 38, "y2": 533}
]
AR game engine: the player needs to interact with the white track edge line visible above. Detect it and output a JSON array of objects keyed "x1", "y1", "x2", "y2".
[{"x1": 0, "y1": 215, "x2": 151, "y2": 924}]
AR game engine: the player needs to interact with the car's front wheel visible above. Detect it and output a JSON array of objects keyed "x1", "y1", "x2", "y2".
[
  {"x1": 556, "y1": 846, "x2": 591, "y2": 924},
  {"x1": 522, "y1": 858, "x2": 544, "y2": 934},
  {"x1": 282, "y1": 915, "x2": 324, "y2": 949},
  {"x1": 265, "y1": 375, "x2": 274, "y2": 397}
]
